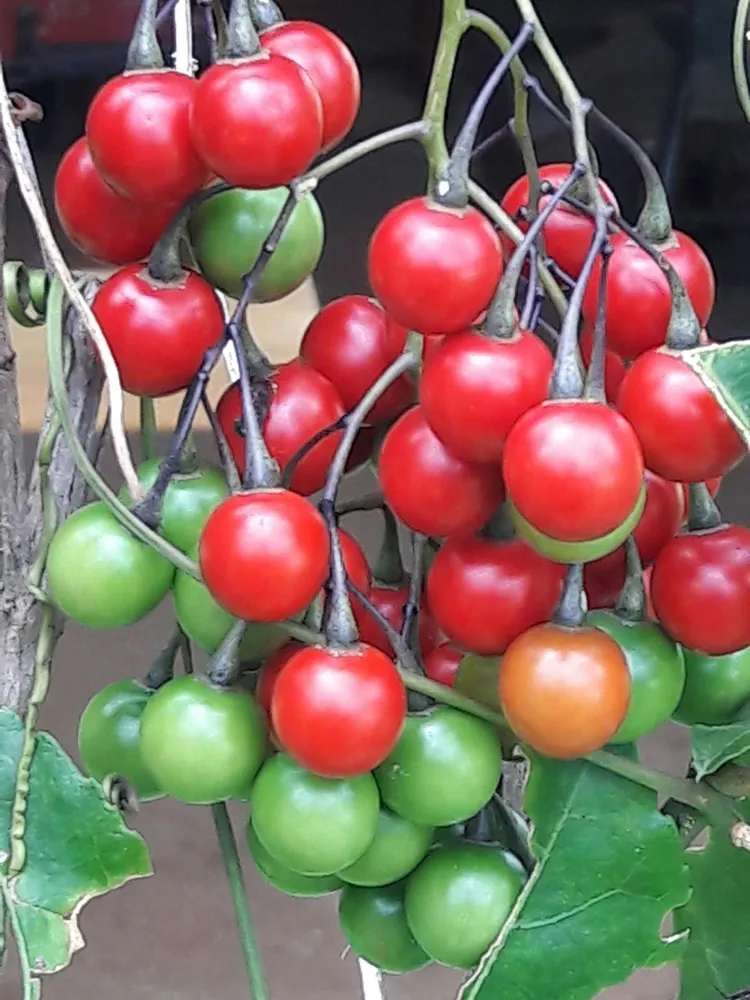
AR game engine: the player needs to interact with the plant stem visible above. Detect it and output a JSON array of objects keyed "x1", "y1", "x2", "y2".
[
  {"x1": 467, "y1": 179, "x2": 568, "y2": 316},
  {"x1": 211, "y1": 803, "x2": 269, "y2": 1000},
  {"x1": 687, "y1": 483, "x2": 723, "y2": 532},
  {"x1": 512, "y1": 0, "x2": 600, "y2": 209},
  {"x1": 439, "y1": 23, "x2": 535, "y2": 208},
  {"x1": 421, "y1": 0, "x2": 468, "y2": 178},
  {"x1": 298, "y1": 121, "x2": 429, "y2": 192},
  {"x1": 467, "y1": 11, "x2": 541, "y2": 221},
  {"x1": 140, "y1": 397, "x2": 157, "y2": 461},
  {"x1": 400, "y1": 533, "x2": 426, "y2": 646},
  {"x1": 614, "y1": 537, "x2": 647, "y2": 622},
  {"x1": 734, "y1": 0, "x2": 750, "y2": 124},
  {"x1": 485, "y1": 162, "x2": 584, "y2": 340},
  {"x1": 583, "y1": 238, "x2": 611, "y2": 402},
  {"x1": 1, "y1": 882, "x2": 33, "y2": 1000},
  {"x1": 280, "y1": 416, "x2": 347, "y2": 490},
  {"x1": 553, "y1": 564, "x2": 586, "y2": 628}
]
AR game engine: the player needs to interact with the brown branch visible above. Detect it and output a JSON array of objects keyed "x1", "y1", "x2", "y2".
[{"x1": 0, "y1": 136, "x2": 104, "y2": 713}]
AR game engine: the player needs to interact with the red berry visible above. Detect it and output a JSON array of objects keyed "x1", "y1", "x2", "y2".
[
  {"x1": 261, "y1": 20, "x2": 361, "y2": 151},
  {"x1": 651, "y1": 524, "x2": 750, "y2": 655},
  {"x1": 300, "y1": 296, "x2": 414, "y2": 423},
  {"x1": 618, "y1": 349, "x2": 745, "y2": 482},
  {"x1": 426, "y1": 535, "x2": 564, "y2": 655},
  {"x1": 354, "y1": 583, "x2": 440, "y2": 659},
  {"x1": 582, "y1": 230, "x2": 715, "y2": 360},
  {"x1": 92, "y1": 265, "x2": 224, "y2": 397},
  {"x1": 271, "y1": 642, "x2": 406, "y2": 778},
  {"x1": 199, "y1": 490, "x2": 329, "y2": 623},
  {"x1": 420, "y1": 328, "x2": 553, "y2": 463},
  {"x1": 502, "y1": 400, "x2": 645, "y2": 542},
  {"x1": 87, "y1": 71, "x2": 209, "y2": 204},
  {"x1": 54, "y1": 138, "x2": 176, "y2": 266},
  {"x1": 423, "y1": 644, "x2": 464, "y2": 688},
  {"x1": 379, "y1": 407, "x2": 505, "y2": 538},
  {"x1": 368, "y1": 197, "x2": 503, "y2": 336},
  {"x1": 190, "y1": 55, "x2": 323, "y2": 188}
]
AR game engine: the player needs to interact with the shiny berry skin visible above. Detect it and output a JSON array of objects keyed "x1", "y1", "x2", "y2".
[
  {"x1": 368, "y1": 198, "x2": 503, "y2": 336},
  {"x1": 216, "y1": 361, "x2": 346, "y2": 496},
  {"x1": 300, "y1": 296, "x2": 414, "y2": 423},
  {"x1": 86, "y1": 71, "x2": 209, "y2": 204},
  {"x1": 617, "y1": 349, "x2": 745, "y2": 482},
  {"x1": 499, "y1": 624, "x2": 631, "y2": 758},
  {"x1": 502, "y1": 400, "x2": 645, "y2": 543},
  {"x1": 271, "y1": 643, "x2": 406, "y2": 778},
  {"x1": 92, "y1": 265, "x2": 224, "y2": 397},
  {"x1": 261, "y1": 20, "x2": 361, "y2": 150},
  {"x1": 582, "y1": 230, "x2": 715, "y2": 360},
  {"x1": 199, "y1": 489, "x2": 329, "y2": 622},
  {"x1": 379, "y1": 407, "x2": 505, "y2": 538},
  {"x1": 190, "y1": 55, "x2": 324, "y2": 188},
  {"x1": 354, "y1": 584, "x2": 441, "y2": 659},
  {"x1": 500, "y1": 163, "x2": 620, "y2": 279},
  {"x1": 587, "y1": 470, "x2": 685, "y2": 578},
  {"x1": 423, "y1": 644, "x2": 463, "y2": 687},
  {"x1": 54, "y1": 138, "x2": 176, "y2": 266},
  {"x1": 651, "y1": 524, "x2": 750, "y2": 656},
  {"x1": 256, "y1": 641, "x2": 302, "y2": 737},
  {"x1": 420, "y1": 328, "x2": 553, "y2": 463},
  {"x1": 426, "y1": 536, "x2": 564, "y2": 655}
]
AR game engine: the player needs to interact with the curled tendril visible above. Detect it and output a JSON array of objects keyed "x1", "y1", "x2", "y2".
[{"x1": 3, "y1": 262, "x2": 50, "y2": 327}]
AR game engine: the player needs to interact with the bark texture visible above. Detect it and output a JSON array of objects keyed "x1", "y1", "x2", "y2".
[{"x1": 0, "y1": 136, "x2": 104, "y2": 713}]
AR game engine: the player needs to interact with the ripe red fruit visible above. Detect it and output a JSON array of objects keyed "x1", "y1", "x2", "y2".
[
  {"x1": 500, "y1": 163, "x2": 620, "y2": 279},
  {"x1": 261, "y1": 20, "x2": 361, "y2": 151},
  {"x1": 216, "y1": 361, "x2": 346, "y2": 495},
  {"x1": 618, "y1": 349, "x2": 745, "y2": 482},
  {"x1": 92, "y1": 265, "x2": 224, "y2": 397},
  {"x1": 502, "y1": 400, "x2": 645, "y2": 542},
  {"x1": 190, "y1": 55, "x2": 323, "y2": 188},
  {"x1": 86, "y1": 72, "x2": 209, "y2": 204},
  {"x1": 423, "y1": 644, "x2": 464, "y2": 688},
  {"x1": 426, "y1": 536, "x2": 564, "y2": 655},
  {"x1": 651, "y1": 524, "x2": 750, "y2": 656},
  {"x1": 300, "y1": 296, "x2": 414, "y2": 423},
  {"x1": 420, "y1": 328, "x2": 553, "y2": 463},
  {"x1": 271, "y1": 642, "x2": 406, "y2": 778},
  {"x1": 578, "y1": 324, "x2": 626, "y2": 405},
  {"x1": 354, "y1": 584, "x2": 441, "y2": 659},
  {"x1": 587, "y1": 470, "x2": 684, "y2": 578},
  {"x1": 379, "y1": 407, "x2": 506, "y2": 538},
  {"x1": 54, "y1": 138, "x2": 176, "y2": 266},
  {"x1": 199, "y1": 489, "x2": 329, "y2": 622},
  {"x1": 368, "y1": 197, "x2": 503, "y2": 336},
  {"x1": 581, "y1": 231, "x2": 715, "y2": 360}
]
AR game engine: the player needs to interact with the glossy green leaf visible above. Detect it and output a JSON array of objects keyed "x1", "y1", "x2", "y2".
[
  {"x1": 682, "y1": 341, "x2": 750, "y2": 442},
  {"x1": 675, "y1": 801, "x2": 750, "y2": 999},
  {"x1": 458, "y1": 753, "x2": 691, "y2": 1000},
  {"x1": 454, "y1": 654, "x2": 502, "y2": 712},
  {"x1": 691, "y1": 717, "x2": 750, "y2": 780},
  {"x1": 0, "y1": 707, "x2": 151, "y2": 993}
]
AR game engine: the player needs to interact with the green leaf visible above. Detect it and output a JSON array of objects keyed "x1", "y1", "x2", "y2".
[
  {"x1": 458, "y1": 753, "x2": 691, "y2": 1000},
  {"x1": 675, "y1": 801, "x2": 750, "y2": 999},
  {"x1": 691, "y1": 719, "x2": 750, "y2": 780},
  {"x1": 0, "y1": 707, "x2": 151, "y2": 993},
  {"x1": 454, "y1": 654, "x2": 502, "y2": 712},
  {"x1": 682, "y1": 341, "x2": 750, "y2": 442}
]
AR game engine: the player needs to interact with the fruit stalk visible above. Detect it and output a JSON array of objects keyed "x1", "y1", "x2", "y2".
[
  {"x1": 126, "y1": 0, "x2": 164, "y2": 71},
  {"x1": 211, "y1": 803, "x2": 269, "y2": 1000},
  {"x1": 734, "y1": 0, "x2": 750, "y2": 123},
  {"x1": 583, "y1": 239, "x2": 611, "y2": 401}
]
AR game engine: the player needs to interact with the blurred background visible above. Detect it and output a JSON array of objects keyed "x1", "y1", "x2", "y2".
[{"x1": 1, "y1": 3, "x2": 748, "y2": 1000}]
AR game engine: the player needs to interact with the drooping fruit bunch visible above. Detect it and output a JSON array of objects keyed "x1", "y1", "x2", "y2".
[{"x1": 28, "y1": 0, "x2": 750, "y2": 993}]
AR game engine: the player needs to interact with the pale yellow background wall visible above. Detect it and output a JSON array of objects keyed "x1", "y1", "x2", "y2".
[{"x1": 11, "y1": 274, "x2": 320, "y2": 430}]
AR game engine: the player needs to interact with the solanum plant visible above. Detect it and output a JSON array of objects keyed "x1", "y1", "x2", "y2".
[{"x1": 3, "y1": 0, "x2": 750, "y2": 997}]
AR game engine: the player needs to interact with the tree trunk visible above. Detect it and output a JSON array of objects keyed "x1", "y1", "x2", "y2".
[{"x1": 0, "y1": 134, "x2": 104, "y2": 714}]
